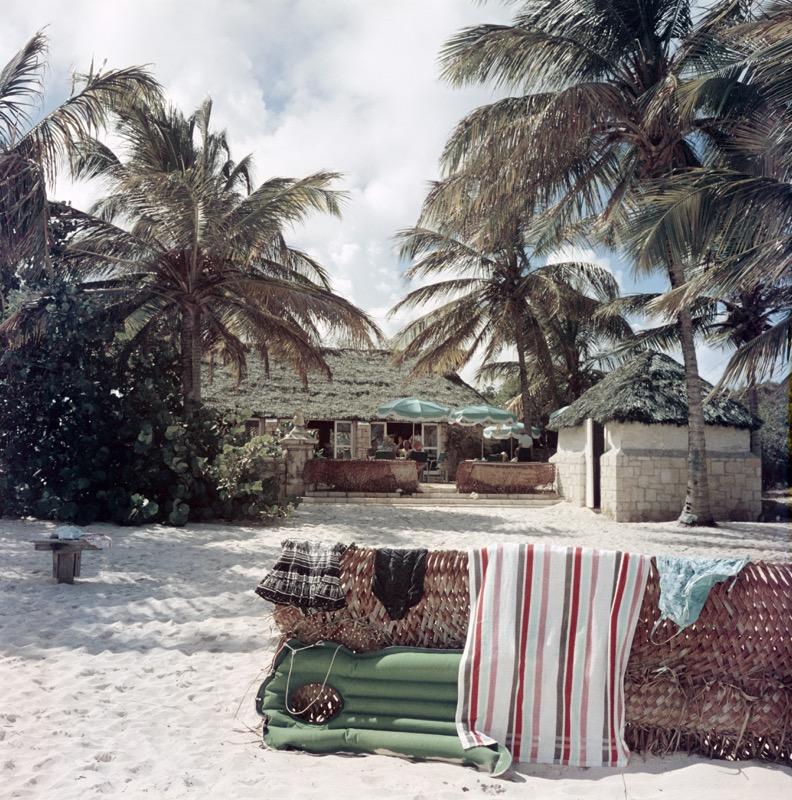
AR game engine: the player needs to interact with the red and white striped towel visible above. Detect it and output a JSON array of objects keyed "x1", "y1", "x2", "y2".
[{"x1": 456, "y1": 543, "x2": 649, "y2": 768}]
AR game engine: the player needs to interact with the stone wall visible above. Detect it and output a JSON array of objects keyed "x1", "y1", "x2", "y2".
[
  {"x1": 601, "y1": 449, "x2": 761, "y2": 522},
  {"x1": 550, "y1": 426, "x2": 587, "y2": 506},
  {"x1": 551, "y1": 451, "x2": 586, "y2": 506},
  {"x1": 605, "y1": 421, "x2": 750, "y2": 452},
  {"x1": 258, "y1": 457, "x2": 287, "y2": 504}
]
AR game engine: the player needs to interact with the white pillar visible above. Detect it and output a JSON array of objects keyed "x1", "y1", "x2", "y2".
[{"x1": 585, "y1": 417, "x2": 596, "y2": 508}]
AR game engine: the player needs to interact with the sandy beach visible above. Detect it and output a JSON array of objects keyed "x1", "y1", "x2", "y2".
[{"x1": 2, "y1": 503, "x2": 790, "y2": 799}]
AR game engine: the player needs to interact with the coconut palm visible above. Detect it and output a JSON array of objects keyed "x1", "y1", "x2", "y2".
[
  {"x1": 0, "y1": 31, "x2": 158, "y2": 304},
  {"x1": 624, "y1": 6, "x2": 792, "y2": 402},
  {"x1": 708, "y1": 283, "x2": 791, "y2": 452},
  {"x1": 390, "y1": 218, "x2": 622, "y2": 428},
  {"x1": 480, "y1": 301, "x2": 631, "y2": 423},
  {"x1": 435, "y1": 0, "x2": 774, "y2": 524},
  {"x1": 37, "y1": 99, "x2": 380, "y2": 403}
]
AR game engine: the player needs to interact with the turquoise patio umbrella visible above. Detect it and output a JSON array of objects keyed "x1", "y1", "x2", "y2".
[
  {"x1": 483, "y1": 422, "x2": 526, "y2": 460},
  {"x1": 449, "y1": 404, "x2": 517, "y2": 426},
  {"x1": 482, "y1": 422, "x2": 525, "y2": 439},
  {"x1": 376, "y1": 397, "x2": 452, "y2": 440},
  {"x1": 376, "y1": 397, "x2": 451, "y2": 421},
  {"x1": 450, "y1": 404, "x2": 517, "y2": 458}
]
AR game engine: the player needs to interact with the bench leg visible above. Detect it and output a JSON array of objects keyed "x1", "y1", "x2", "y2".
[
  {"x1": 53, "y1": 552, "x2": 77, "y2": 584},
  {"x1": 74, "y1": 551, "x2": 82, "y2": 577}
]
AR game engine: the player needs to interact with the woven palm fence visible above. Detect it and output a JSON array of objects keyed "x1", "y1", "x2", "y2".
[
  {"x1": 456, "y1": 462, "x2": 556, "y2": 494},
  {"x1": 303, "y1": 459, "x2": 419, "y2": 494},
  {"x1": 273, "y1": 548, "x2": 792, "y2": 765}
]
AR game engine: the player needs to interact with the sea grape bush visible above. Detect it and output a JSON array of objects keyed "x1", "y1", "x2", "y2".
[
  {"x1": 0, "y1": 283, "x2": 289, "y2": 525},
  {"x1": 213, "y1": 434, "x2": 293, "y2": 521}
]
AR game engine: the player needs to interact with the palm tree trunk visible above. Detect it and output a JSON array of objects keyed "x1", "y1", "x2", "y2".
[
  {"x1": 747, "y1": 373, "x2": 761, "y2": 456},
  {"x1": 668, "y1": 265, "x2": 715, "y2": 526},
  {"x1": 180, "y1": 304, "x2": 202, "y2": 404},
  {"x1": 513, "y1": 323, "x2": 533, "y2": 429},
  {"x1": 530, "y1": 329, "x2": 562, "y2": 411}
]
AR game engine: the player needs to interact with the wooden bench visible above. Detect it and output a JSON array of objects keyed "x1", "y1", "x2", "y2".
[{"x1": 29, "y1": 539, "x2": 99, "y2": 584}]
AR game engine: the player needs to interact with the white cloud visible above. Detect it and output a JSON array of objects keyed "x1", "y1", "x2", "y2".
[{"x1": 5, "y1": 0, "x2": 509, "y2": 339}]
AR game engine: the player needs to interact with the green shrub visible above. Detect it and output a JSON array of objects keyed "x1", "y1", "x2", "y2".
[
  {"x1": 0, "y1": 283, "x2": 289, "y2": 525},
  {"x1": 213, "y1": 435, "x2": 293, "y2": 520}
]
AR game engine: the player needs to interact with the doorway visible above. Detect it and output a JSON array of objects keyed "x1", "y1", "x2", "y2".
[{"x1": 591, "y1": 421, "x2": 604, "y2": 509}]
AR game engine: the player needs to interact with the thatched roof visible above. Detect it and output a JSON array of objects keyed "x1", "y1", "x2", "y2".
[
  {"x1": 547, "y1": 351, "x2": 760, "y2": 430},
  {"x1": 202, "y1": 348, "x2": 486, "y2": 421}
]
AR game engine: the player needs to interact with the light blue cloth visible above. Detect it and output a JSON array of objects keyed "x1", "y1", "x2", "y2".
[{"x1": 655, "y1": 555, "x2": 749, "y2": 630}]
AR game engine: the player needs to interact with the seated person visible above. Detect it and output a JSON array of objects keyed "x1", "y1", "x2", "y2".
[
  {"x1": 406, "y1": 437, "x2": 428, "y2": 476},
  {"x1": 516, "y1": 432, "x2": 533, "y2": 462},
  {"x1": 407, "y1": 438, "x2": 427, "y2": 461}
]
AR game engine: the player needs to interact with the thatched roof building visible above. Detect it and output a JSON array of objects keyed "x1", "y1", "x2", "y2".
[
  {"x1": 202, "y1": 348, "x2": 485, "y2": 421},
  {"x1": 547, "y1": 351, "x2": 759, "y2": 431}
]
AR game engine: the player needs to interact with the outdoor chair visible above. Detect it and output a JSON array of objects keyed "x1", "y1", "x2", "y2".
[
  {"x1": 426, "y1": 452, "x2": 448, "y2": 482},
  {"x1": 374, "y1": 450, "x2": 396, "y2": 460}
]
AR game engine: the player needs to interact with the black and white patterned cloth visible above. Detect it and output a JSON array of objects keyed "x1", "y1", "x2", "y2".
[{"x1": 255, "y1": 539, "x2": 349, "y2": 611}]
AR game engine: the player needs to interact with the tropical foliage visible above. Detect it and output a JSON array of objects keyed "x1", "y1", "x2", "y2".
[
  {"x1": 406, "y1": 0, "x2": 792, "y2": 520},
  {"x1": 391, "y1": 216, "x2": 630, "y2": 427},
  {"x1": 0, "y1": 31, "x2": 158, "y2": 302},
  {"x1": 753, "y1": 381, "x2": 790, "y2": 489},
  {"x1": 0, "y1": 283, "x2": 290, "y2": 524},
  {"x1": 27, "y1": 98, "x2": 380, "y2": 403},
  {"x1": 626, "y1": 5, "x2": 792, "y2": 392}
]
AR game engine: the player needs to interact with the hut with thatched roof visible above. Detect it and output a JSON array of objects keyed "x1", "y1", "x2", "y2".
[
  {"x1": 203, "y1": 348, "x2": 485, "y2": 461},
  {"x1": 547, "y1": 351, "x2": 761, "y2": 522}
]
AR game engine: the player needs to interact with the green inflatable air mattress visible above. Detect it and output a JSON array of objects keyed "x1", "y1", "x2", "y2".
[{"x1": 255, "y1": 640, "x2": 512, "y2": 775}]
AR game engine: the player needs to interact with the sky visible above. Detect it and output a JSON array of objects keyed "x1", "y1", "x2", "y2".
[{"x1": 2, "y1": 0, "x2": 737, "y2": 385}]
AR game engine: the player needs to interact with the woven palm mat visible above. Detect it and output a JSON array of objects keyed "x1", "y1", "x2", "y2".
[{"x1": 272, "y1": 549, "x2": 792, "y2": 763}]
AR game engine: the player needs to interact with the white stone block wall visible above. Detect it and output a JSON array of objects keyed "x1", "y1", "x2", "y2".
[
  {"x1": 601, "y1": 449, "x2": 761, "y2": 522},
  {"x1": 550, "y1": 450, "x2": 587, "y2": 506}
]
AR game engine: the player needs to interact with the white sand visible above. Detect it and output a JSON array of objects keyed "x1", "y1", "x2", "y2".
[{"x1": 1, "y1": 503, "x2": 790, "y2": 799}]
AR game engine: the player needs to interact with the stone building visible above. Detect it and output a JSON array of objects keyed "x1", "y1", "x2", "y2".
[
  {"x1": 547, "y1": 352, "x2": 762, "y2": 522},
  {"x1": 202, "y1": 348, "x2": 485, "y2": 462}
]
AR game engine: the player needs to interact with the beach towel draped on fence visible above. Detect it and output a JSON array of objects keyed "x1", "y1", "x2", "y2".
[
  {"x1": 654, "y1": 555, "x2": 749, "y2": 631},
  {"x1": 456, "y1": 543, "x2": 649, "y2": 767}
]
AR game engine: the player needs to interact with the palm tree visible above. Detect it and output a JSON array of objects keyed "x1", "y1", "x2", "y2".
[
  {"x1": 436, "y1": 0, "x2": 772, "y2": 524},
  {"x1": 480, "y1": 301, "x2": 631, "y2": 422},
  {"x1": 0, "y1": 31, "x2": 158, "y2": 305},
  {"x1": 708, "y1": 284, "x2": 791, "y2": 453},
  {"x1": 622, "y1": 6, "x2": 792, "y2": 433},
  {"x1": 44, "y1": 99, "x2": 379, "y2": 403},
  {"x1": 390, "y1": 218, "x2": 621, "y2": 429}
]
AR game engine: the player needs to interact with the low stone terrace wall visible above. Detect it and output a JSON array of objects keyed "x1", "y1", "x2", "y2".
[
  {"x1": 303, "y1": 459, "x2": 419, "y2": 494},
  {"x1": 455, "y1": 461, "x2": 556, "y2": 494}
]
